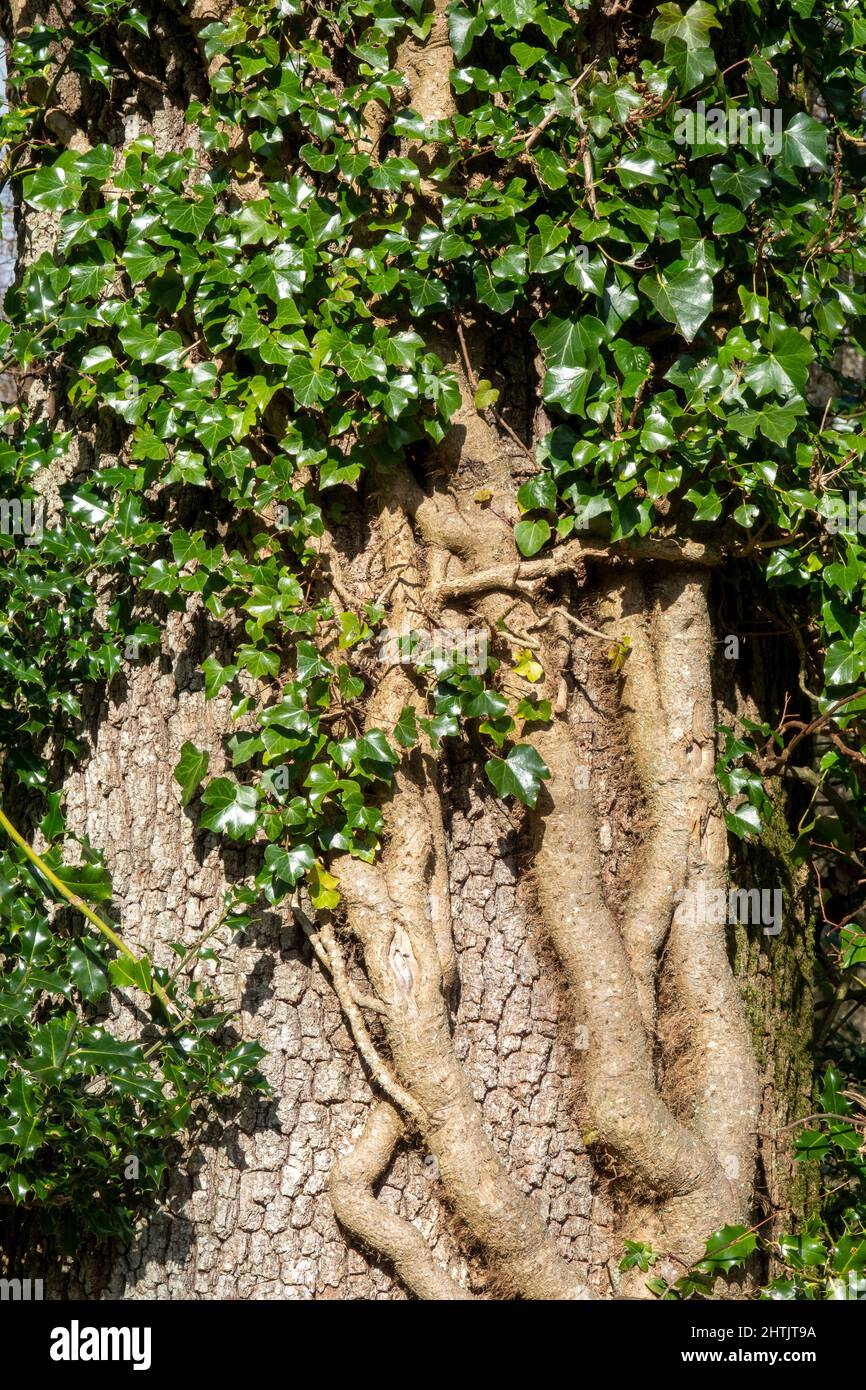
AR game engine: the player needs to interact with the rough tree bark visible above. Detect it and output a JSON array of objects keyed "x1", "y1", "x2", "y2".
[{"x1": 1, "y1": 0, "x2": 816, "y2": 1300}]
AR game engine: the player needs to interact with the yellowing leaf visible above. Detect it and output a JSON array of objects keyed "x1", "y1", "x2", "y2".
[
  {"x1": 607, "y1": 635, "x2": 632, "y2": 672},
  {"x1": 474, "y1": 379, "x2": 500, "y2": 410},
  {"x1": 513, "y1": 648, "x2": 543, "y2": 683},
  {"x1": 310, "y1": 861, "x2": 341, "y2": 910}
]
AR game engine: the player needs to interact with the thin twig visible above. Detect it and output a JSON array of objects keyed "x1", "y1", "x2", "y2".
[
  {"x1": 523, "y1": 61, "x2": 598, "y2": 153},
  {"x1": 292, "y1": 897, "x2": 423, "y2": 1122},
  {"x1": 542, "y1": 604, "x2": 610, "y2": 643}
]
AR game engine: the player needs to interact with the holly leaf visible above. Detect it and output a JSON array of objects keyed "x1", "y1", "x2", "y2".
[
  {"x1": 74, "y1": 1033, "x2": 145, "y2": 1070},
  {"x1": 109, "y1": 955, "x2": 154, "y2": 995},
  {"x1": 697, "y1": 1224, "x2": 758, "y2": 1272},
  {"x1": 68, "y1": 942, "x2": 109, "y2": 1001},
  {"x1": 779, "y1": 1233, "x2": 828, "y2": 1270},
  {"x1": 50, "y1": 861, "x2": 113, "y2": 903}
]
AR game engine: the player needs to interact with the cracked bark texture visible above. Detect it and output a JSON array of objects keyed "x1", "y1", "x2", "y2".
[{"x1": 34, "y1": 611, "x2": 602, "y2": 1300}]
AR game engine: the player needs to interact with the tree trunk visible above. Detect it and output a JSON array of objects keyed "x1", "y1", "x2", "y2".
[{"x1": 0, "y1": 1, "x2": 819, "y2": 1301}]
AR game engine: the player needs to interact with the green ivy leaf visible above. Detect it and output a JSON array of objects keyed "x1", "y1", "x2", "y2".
[
  {"x1": 164, "y1": 194, "x2": 215, "y2": 237},
  {"x1": 666, "y1": 37, "x2": 716, "y2": 92},
  {"x1": 485, "y1": 743, "x2": 550, "y2": 807},
  {"x1": 518, "y1": 475, "x2": 557, "y2": 511},
  {"x1": 710, "y1": 162, "x2": 771, "y2": 209},
  {"x1": 514, "y1": 518, "x2": 551, "y2": 556},
  {"x1": 200, "y1": 778, "x2": 260, "y2": 840},
  {"x1": 743, "y1": 327, "x2": 815, "y2": 398},
  {"x1": 259, "y1": 842, "x2": 315, "y2": 891},
  {"x1": 474, "y1": 378, "x2": 500, "y2": 410},
  {"x1": 651, "y1": 0, "x2": 720, "y2": 50},
  {"x1": 284, "y1": 356, "x2": 338, "y2": 407},
  {"x1": 639, "y1": 265, "x2": 714, "y2": 342},
  {"x1": 394, "y1": 706, "x2": 419, "y2": 748},
  {"x1": 202, "y1": 655, "x2": 237, "y2": 699},
  {"x1": 174, "y1": 741, "x2": 210, "y2": 807},
  {"x1": 22, "y1": 159, "x2": 83, "y2": 212},
  {"x1": 725, "y1": 802, "x2": 763, "y2": 838},
  {"x1": 449, "y1": 6, "x2": 487, "y2": 60},
  {"x1": 780, "y1": 112, "x2": 828, "y2": 172}
]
